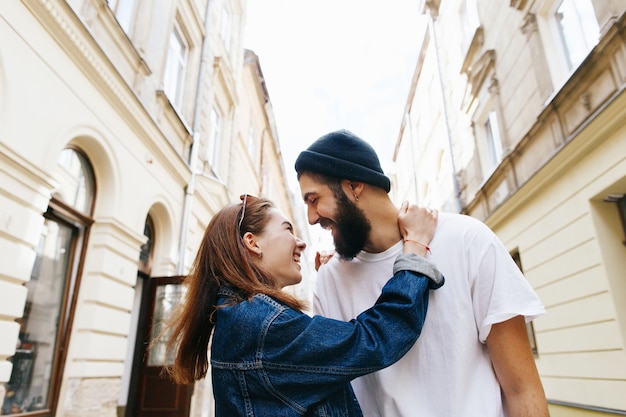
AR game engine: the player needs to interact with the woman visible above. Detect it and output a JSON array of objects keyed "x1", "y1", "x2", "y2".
[{"x1": 164, "y1": 195, "x2": 443, "y2": 416}]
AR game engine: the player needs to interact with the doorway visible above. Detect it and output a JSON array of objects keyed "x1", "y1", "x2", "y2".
[{"x1": 126, "y1": 275, "x2": 192, "y2": 417}]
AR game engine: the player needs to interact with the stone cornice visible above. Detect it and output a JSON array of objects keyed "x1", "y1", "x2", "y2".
[{"x1": 466, "y1": 13, "x2": 626, "y2": 225}]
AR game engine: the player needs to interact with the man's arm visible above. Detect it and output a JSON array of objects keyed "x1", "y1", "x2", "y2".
[{"x1": 486, "y1": 315, "x2": 550, "y2": 417}]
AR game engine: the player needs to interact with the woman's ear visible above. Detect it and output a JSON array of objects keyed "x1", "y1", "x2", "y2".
[{"x1": 242, "y1": 232, "x2": 262, "y2": 257}]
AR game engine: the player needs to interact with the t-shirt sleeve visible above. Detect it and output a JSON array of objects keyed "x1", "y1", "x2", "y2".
[{"x1": 472, "y1": 234, "x2": 546, "y2": 343}]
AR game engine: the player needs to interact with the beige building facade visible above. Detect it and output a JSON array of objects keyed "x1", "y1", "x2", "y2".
[
  {"x1": 0, "y1": 1, "x2": 310, "y2": 416},
  {"x1": 394, "y1": 0, "x2": 626, "y2": 415}
]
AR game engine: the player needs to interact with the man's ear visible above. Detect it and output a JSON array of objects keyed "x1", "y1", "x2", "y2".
[
  {"x1": 342, "y1": 180, "x2": 365, "y2": 200},
  {"x1": 242, "y1": 231, "x2": 262, "y2": 257}
]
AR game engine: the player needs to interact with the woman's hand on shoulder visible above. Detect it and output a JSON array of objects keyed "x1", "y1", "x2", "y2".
[{"x1": 397, "y1": 201, "x2": 438, "y2": 256}]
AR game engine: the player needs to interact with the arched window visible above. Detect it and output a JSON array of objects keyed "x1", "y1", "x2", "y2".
[
  {"x1": 138, "y1": 216, "x2": 154, "y2": 276},
  {"x1": 54, "y1": 148, "x2": 95, "y2": 214},
  {"x1": 2, "y1": 148, "x2": 95, "y2": 416}
]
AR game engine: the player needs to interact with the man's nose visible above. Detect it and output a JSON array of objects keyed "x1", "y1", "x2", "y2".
[{"x1": 307, "y1": 206, "x2": 319, "y2": 225}]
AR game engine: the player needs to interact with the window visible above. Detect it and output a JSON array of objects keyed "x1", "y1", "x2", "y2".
[
  {"x1": 605, "y1": 194, "x2": 626, "y2": 246},
  {"x1": 247, "y1": 122, "x2": 256, "y2": 161},
  {"x1": 220, "y1": 6, "x2": 232, "y2": 50},
  {"x1": 138, "y1": 216, "x2": 154, "y2": 275},
  {"x1": 55, "y1": 148, "x2": 95, "y2": 213},
  {"x1": 2, "y1": 218, "x2": 74, "y2": 415},
  {"x1": 206, "y1": 107, "x2": 221, "y2": 168},
  {"x1": 147, "y1": 284, "x2": 187, "y2": 366},
  {"x1": 484, "y1": 110, "x2": 504, "y2": 169},
  {"x1": 474, "y1": 105, "x2": 504, "y2": 178},
  {"x1": 2, "y1": 149, "x2": 95, "y2": 415},
  {"x1": 163, "y1": 25, "x2": 188, "y2": 110},
  {"x1": 555, "y1": 0, "x2": 600, "y2": 71},
  {"x1": 537, "y1": 0, "x2": 600, "y2": 88},
  {"x1": 459, "y1": 0, "x2": 480, "y2": 52},
  {"x1": 619, "y1": 196, "x2": 626, "y2": 246},
  {"x1": 511, "y1": 251, "x2": 539, "y2": 356},
  {"x1": 107, "y1": 0, "x2": 137, "y2": 33}
]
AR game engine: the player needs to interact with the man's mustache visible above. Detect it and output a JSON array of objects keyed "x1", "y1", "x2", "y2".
[{"x1": 319, "y1": 218, "x2": 334, "y2": 230}]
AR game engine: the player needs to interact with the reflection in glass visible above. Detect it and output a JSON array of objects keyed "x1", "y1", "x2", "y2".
[
  {"x1": 148, "y1": 284, "x2": 187, "y2": 366},
  {"x1": 55, "y1": 149, "x2": 94, "y2": 215},
  {"x1": 2, "y1": 220, "x2": 73, "y2": 414},
  {"x1": 555, "y1": 0, "x2": 600, "y2": 71},
  {"x1": 138, "y1": 218, "x2": 154, "y2": 273},
  {"x1": 107, "y1": 0, "x2": 137, "y2": 33}
]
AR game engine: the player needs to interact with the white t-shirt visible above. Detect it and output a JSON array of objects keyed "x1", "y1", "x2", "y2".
[{"x1": 313, "y1": 213, "x2": 546, "y2": 417}]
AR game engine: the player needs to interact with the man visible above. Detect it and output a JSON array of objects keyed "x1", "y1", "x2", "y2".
[{"x1": 295, "y1": 129, "x2": 549, "y2": 417}]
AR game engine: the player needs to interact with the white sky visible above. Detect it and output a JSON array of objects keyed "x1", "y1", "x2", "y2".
[{"x1": 243, "y1": 0, "x2": 426, "y2": 191}]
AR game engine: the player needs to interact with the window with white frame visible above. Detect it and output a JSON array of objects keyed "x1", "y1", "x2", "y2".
[
  {"x1": 484, "y1": 110, "x2": 504, "y2": 168},
  {"x1": 220, "y1": 6, "x2": 232, "y2": 51},
  {"x1": 163, "y1": 25, "x2": 188, "y2": 110},
  {"x1": 605, "y1": 194, "x2": 626, "y2": 246},
  {"x1": 617, "y1": 194, "x2": 626, "y2": 246},
  {"x1": 247, "y1": 122, "x2": 256, "y2": 161},
  {"x1": 207, "y1": 107, "x2": 221, "y2": 168},
  {"x1": 459, "y1": 0, "x2": 480, "y2": 52},
  {"x1": 474, "y1": 106, "x2": 504, "y2": 178},
  {"x1": 536, "y1": 0, "x2": 600, "y2": 88},
  {"x1": 555, "y1": 0, "x2": 600, "y2": 71},
  {"x1": 107, "y1": 0, "x2": 137, "y2": 33}
]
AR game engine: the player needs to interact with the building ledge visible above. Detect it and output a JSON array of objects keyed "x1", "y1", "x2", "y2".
[{"x1": 463, "y1": 13, "x2": 626, "y2": 222}]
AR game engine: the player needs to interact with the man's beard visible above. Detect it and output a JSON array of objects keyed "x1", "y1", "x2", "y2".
[{"x1": 330, "y1": 191, "x2": 371, "y2": 260}]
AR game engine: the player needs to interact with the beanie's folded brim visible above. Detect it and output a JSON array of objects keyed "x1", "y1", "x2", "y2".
[{"x1": 295, "y1": 150, "x2": 391, "y2": 192}]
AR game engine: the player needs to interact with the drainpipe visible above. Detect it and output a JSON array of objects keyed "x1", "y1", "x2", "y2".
[
  {"x1": 406, "y1": 111, "x2": 420, "y2": 200},
  {"x1": 177, "y1": 0, "x2": 212, "y2": 275},
  {"x1": 429, "y1": 14, "x2": 463, "y2": 213}
]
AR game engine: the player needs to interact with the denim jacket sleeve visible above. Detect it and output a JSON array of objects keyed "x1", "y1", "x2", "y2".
[{"x1": 259, "y1": 255, "x2": 443, "y2": 407}]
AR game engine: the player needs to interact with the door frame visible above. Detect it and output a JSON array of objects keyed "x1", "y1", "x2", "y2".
[{"x1": 125, "y1": 274, "x2": 192, "y2": 417}]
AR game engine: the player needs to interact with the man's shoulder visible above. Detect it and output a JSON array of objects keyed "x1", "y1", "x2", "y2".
[
  {"x1": 438, "y1": 212, "x2": 492, "y2": 234},
  {"x1": 439, "y1": 211, "x2": 478, "y2": 224},
  {"x1": 432, "y1": 213, "x2": 496, "y2": 254}
]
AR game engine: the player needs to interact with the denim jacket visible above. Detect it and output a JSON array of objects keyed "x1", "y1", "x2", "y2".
[{"x1": 210, "y1": 253, "x2": 444, "y2": 416}]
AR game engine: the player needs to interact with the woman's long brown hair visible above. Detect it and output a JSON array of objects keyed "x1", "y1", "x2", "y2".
[{"x1": 163, "y1": 197, "x2": 307, "y2": 384}]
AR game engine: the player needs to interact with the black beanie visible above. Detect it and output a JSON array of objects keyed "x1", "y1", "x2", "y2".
[{"x1": 295, "y1": 129, "x2": 391, "y2": 193}]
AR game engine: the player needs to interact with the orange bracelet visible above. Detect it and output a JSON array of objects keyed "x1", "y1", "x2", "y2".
[{"x1": 403, "y1": 239, "x2": 431, "y2": 254}]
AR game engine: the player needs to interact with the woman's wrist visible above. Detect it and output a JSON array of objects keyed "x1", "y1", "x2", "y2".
[
  {"x1": 393, "y1": 253, "x2": 444, "y2": 289},
  {"x1": 403, "y1": 239, "x2": 431, "y2": 256}
]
